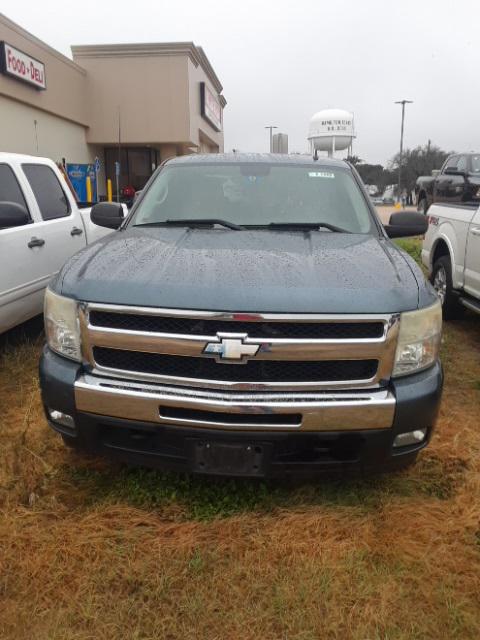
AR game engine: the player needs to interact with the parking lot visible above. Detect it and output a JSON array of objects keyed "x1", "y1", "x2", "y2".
[{"x1": 1, "y1": 239, "x2": 479, "y2": 640}]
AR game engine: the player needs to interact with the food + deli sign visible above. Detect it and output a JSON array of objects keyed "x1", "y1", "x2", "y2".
[
  {"x1": 0, "y1": 42, "x2": 46, "y2": 90},
  {"x1": 200, "y1": 82, "x2": 222, "y2": 132}
]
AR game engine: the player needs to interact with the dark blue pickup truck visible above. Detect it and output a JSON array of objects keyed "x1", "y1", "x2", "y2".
[
  {"x1": 415, "y1": 152, "x2": 480, "y2": 214},
  {"x1": 40, "y1": 154, "x2": 443, "y2": 477}
]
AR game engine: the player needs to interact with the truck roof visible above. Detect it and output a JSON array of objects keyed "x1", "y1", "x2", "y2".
[
  {"x1": 0, "y1": 152, "x2": 55, "y2": 165},
  {"x1": 167, "y1": 152, "x2": 350, "y2": 168}
]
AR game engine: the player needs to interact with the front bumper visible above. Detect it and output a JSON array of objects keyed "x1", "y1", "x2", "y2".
[{"x1": 39, "y1": 347, "x2": 443, "y2": 477}]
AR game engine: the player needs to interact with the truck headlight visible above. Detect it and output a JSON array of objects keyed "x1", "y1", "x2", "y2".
[
  {"x1": 393, "y1": 301, "x2": 442, "y2": 377},
  {"x1": 44, "y1": 289, "x2": 82, "y2": 362}
]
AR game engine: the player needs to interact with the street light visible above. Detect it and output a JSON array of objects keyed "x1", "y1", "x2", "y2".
[
  {"x1": 265, "y1": 125, "x2": 278, "y2": 153},
  {"x1": 395, "y1": 100, "x2": 413, "y2": 202}
]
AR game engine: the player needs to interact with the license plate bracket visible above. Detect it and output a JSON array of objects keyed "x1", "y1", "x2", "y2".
[{"x1": 191, "y1": 440, "x2": 267, "y2": 476}]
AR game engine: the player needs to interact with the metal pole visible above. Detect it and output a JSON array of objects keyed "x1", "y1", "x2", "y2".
[
  {"x1": 265, "y1": 125, "x2": 278, "y2": 152},
  {"x1": 398, "y1": 102, "x2": 405, "y2": 199},
  {"x1": 117, "y1": 106, "x2": 121, "y2": 203},
  {"x1": 395, "y1": 100, "x2": 413, "y2": 202},
  {"x1": 33, "y1": 119, "x2": 39, "y2": 153}
]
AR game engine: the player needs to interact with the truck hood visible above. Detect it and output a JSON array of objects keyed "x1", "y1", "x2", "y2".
[{"x1": 56, "y1": 228, "x2": 428, "y2": 313}]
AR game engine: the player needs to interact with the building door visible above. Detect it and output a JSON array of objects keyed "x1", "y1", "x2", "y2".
[
  {"x1": 128, "y1": 149, "x2": 153, "y2": 190},
  {"x1": 104, "y1": 148, "x2": 157, "y2": 198}
]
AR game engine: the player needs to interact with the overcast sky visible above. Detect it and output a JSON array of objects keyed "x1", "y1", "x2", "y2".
[{"x1": 5, "y1": 0, "x2": 479, "y2": 164}]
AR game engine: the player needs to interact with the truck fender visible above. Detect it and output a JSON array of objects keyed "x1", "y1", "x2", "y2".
[{"x1": 430, "y1": 227, "x2": 460, "y2": 288}]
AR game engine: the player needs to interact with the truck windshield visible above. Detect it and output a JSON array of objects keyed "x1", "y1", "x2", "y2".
[{"x1": 131, "y1": 163, "x2": 374, "y2": 234}]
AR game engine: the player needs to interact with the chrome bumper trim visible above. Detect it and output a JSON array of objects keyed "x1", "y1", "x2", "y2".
[{"x1": 74, "y1": 374, "x2": 396, "y2": 431}]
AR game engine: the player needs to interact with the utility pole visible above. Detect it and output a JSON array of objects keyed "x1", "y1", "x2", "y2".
[
  {"x1": 265, "y1": 125, "x2": 278, "y2": 153},
  {"x1": 395, "y1": 100, "x2": 413, "y2": 201}
]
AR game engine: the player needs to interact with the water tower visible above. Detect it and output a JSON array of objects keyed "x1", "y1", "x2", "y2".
[{"x1": 308, "y1": 109, "x2": 355, "y2": 157}]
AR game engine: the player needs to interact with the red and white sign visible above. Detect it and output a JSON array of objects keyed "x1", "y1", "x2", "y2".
[
  {"x1": 1, "y1": 42, "x2": 46, "y2": 90},
  {"x1": 200, "y1": 82, "x2": 222, "y2": 132}
]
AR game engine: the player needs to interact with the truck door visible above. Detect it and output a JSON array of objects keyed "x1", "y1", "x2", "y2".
[
  {"x1": 21, "y1": 163, "x2": 86, "y2": 281},
  {"x1": 464, "y1": 207, "x2": 480, "y2": 299},
  {"x1": 465, "y1": 154, "x2": 480, "y2": 204},
  {"x1": 0, "y1": 163, "x2": 50, "y2": 332},
  {"x1": 435, "y1": 155, "x2": 466, "y2": 204}
]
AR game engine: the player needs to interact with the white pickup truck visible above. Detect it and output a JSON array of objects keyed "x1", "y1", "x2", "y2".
[
  {"x1": 422, "y1": 202, "x2": 480, "y2": 318},
  {"x1": 0, "y1": 153, "x2": 116, "y2": 334}
]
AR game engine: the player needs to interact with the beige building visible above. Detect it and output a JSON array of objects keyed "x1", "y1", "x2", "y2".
[{"x1": 0, "y1": 13, "x2": 226, "y2": 198}]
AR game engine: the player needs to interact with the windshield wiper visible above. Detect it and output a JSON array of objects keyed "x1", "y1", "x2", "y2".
[
  {"x1": 134, "y1": 218, "x2": 243, "y2": 230},
  {"x1": 266, "y1": 222, "x2": 351, "y2": 233}
]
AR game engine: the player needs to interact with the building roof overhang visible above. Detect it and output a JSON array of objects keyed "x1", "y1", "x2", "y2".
[{"x1": 71, "y1": 41, "x2": 225, "y2": 96}]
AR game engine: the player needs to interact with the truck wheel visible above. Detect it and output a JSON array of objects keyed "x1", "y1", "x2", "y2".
[
  {"x1": 417, "y1": 197, "x2": 428, "y2": 214},
  {"x1": 431, "y1": 256, "x2": 463, "y2": 320}
]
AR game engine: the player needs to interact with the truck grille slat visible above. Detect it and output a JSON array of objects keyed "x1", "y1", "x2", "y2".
[
  {"x1": 93, "y1": 347, "x2": 378, "y2": 383},
  {"x1": 89, "y1": 311, "x2": 384, "y2": 340}
]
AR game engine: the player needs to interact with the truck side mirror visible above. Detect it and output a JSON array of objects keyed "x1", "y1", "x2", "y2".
[
  {"x1": 0, "y1": 202, "x2": 30, "y2": 229},
  {"x1": 91, "y1": 202, "x2": 124, "y2": 229},
  {"x1": 384, "y1": 212, "x2": 428, "y2": 238}
]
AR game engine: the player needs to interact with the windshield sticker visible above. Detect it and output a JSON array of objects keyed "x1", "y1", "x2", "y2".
[{"x1": 308, "y1": 172, "x2": 335, "y2": 178}]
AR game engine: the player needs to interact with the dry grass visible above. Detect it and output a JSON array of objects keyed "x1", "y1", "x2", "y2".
[{"x1": 1, "y1": 311, "x2": 480, "y2": 639}]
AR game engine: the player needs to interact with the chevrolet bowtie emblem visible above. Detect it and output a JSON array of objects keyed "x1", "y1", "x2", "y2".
[{"x1": 203, "y1": 333, "x2": 261, "y2": 363}]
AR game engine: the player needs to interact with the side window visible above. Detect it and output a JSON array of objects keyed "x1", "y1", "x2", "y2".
[
  {"x1": 445, "y1": 156, "x2": 459, "y2": 171},
  {"x1": 22, "y1": 164, "x2": 71, "y2": 220},
  {"x1": 0, "y1": 164, "x2": 31, "y2": 228},
  {"x1": 456, "y1": 155, "x2": 468, "y2": 172}
]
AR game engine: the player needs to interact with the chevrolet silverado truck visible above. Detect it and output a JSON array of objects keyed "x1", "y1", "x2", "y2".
[
  {"x1": 415, "y1": 153, "x2": 480, "y2": 214},
  {"x1": 422, "y1": 202, "x2": 480, "y2": 319},
  {"x1": 39, "y1": 154, "x2": 443, "y2": 477},
  {"x1": 0, "y1": 153, "x2": 119, "y2": 334}
]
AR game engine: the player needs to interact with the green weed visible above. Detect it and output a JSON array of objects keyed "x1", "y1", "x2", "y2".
[
  {"x1": 394, "y1": 237, "x2": 422, "y2": 265},
  {"x1": 65, "y1": 453, "x2": 462, "y2": 521}
]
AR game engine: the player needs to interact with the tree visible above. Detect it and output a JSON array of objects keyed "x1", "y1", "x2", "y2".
[
  {"x1": 351, "y1": 163, "x2": 397, "y2": 193},
  {"x1": 389, "y1": 142, "x2": 452, "y2": 193}
]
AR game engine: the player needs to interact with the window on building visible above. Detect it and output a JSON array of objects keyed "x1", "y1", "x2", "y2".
[{"x1": 22, "y1": 164, "x2": 70, "y2": 220}]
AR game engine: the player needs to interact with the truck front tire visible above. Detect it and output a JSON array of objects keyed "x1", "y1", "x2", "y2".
[{"x1": 431, "y1": 256, "x2": 463, "y2": 320}]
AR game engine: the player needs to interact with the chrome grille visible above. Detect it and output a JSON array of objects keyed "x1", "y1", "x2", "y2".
[
  {"x1": 89, "y1": 310, "x2": 385, "y2": 340},
  {"x1": 93, "y1": 347, "x2": 378, "y2": 383},
  {"x1": 79, "y1": 304, "x2": 400, "y2": 391}
]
